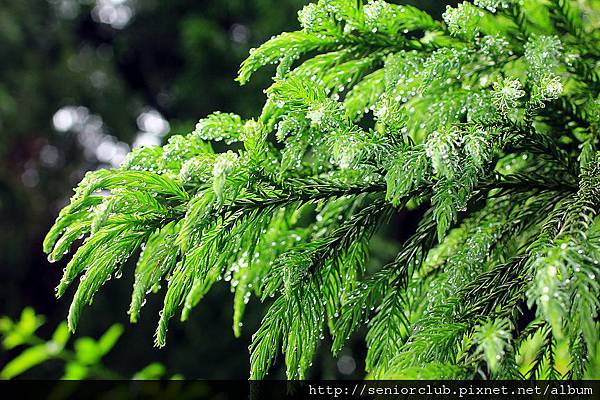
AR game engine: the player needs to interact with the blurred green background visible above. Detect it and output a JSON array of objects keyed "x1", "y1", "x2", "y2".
[{"x1": 0, "y1": 0, "x2": 450, "y2": 379}]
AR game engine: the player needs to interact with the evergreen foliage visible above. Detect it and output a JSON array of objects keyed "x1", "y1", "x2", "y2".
[{"x1": 44, "y1": 0, "x2": 600, "y2": 379}]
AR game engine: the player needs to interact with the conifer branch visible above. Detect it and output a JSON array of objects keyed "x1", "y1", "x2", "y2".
[{"x1": 44, "y1": 0, "x2": 600, "y2": 379}]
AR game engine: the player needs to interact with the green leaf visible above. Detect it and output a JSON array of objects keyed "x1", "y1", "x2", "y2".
[
  {"x1": 2, "y1": 308, "x2": 45, "y2": 349},
  {"x1": 74, "y1": 338, "x2": 101, "y2": 365},
  {"x1": 97, "y1": 324, "x2": 124, "y2": 356},
  {"x1": 0, "y1": 344, "x2": 50, "y2": 379},
  {"x1": 129, "y1": 222, "x2": 180, "y2": 323},
  {"x1": 63, "y1": 362, "x2": 89, "y2": 380},
  {"x1": 51, "y1": 322, "x2": 71, "y2": 351},
  {"x1": 132, "y1": 362, "x2": 166, "y2": 380}
]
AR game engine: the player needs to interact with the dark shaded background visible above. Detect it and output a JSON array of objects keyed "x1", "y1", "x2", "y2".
[{"x1": 0, "y1": 0, "x2": 451, "y2": 379}]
